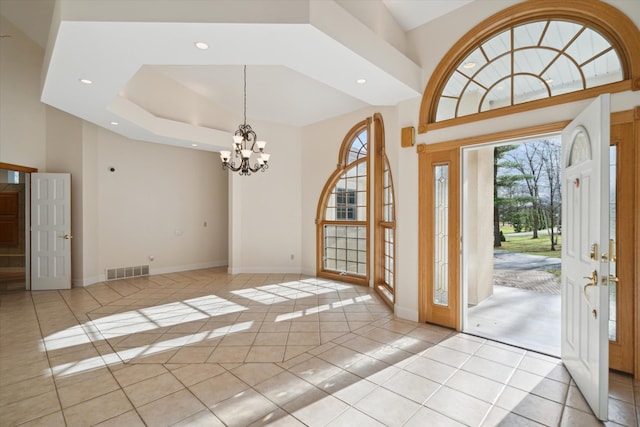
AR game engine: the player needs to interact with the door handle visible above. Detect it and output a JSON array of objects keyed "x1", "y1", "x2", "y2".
[
  {"x1": 583, "y1": 270, "x2": 598, "y2": 319},
  {"x1": 63, "y1": 234, "x2": 72, "y2": 240}
]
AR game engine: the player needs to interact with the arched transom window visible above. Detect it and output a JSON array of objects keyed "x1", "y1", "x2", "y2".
[
  {"x1": 438, "y1": 19, "x2": 622, "y2": 121},
  {"x1": 419, "y1": 0, "x2": 640, "y2": 133}
]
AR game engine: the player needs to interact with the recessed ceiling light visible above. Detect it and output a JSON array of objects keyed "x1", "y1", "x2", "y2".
[
  {"x1": 356, "y1": 79, "x2": 367, "y2": 84},
  {"x1": 191, "y1": 143, "x2": 198, "y2": 147},
  {"x1": 195, "y1": 42, "x2": 209, "y2": 50},
  {"x1": 79, "y1": 78, "x2": 93, "y2": 85},
  {"x1": 462, "y1": 62, "x2": 476, "y2": 69},
  {"x1": 110, "y1": 121, "x2": 119, "y2": 126}
]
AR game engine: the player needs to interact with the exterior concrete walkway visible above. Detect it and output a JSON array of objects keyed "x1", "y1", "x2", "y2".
[{"x1": 466, "y1": 251, "x2": 561, "y2": 357}]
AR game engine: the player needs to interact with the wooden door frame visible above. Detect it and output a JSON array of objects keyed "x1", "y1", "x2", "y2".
[
  {"x1": 418, "y1": 146, "x2": 460, "y2": 329},
  {"x1": 417, "y1": 110, "x2": 638, "y2": 377}
]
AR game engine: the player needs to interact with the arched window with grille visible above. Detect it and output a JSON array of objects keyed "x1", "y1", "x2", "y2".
[{"x1": 316, "y1": 119, "x2": 370, "y2": 286}]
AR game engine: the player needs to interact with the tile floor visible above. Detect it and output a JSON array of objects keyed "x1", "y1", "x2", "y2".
[{"x1": 1, "y1": 268, "x2": 639, "y2": 426}]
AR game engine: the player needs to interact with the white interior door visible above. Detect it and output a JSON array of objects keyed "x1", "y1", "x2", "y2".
[
  {"x1": 561, "y1": 94, "x2": 610, "y2": 420},
  {"x1": 31, "y1": 173, "x2": 72, "y2": 290}
]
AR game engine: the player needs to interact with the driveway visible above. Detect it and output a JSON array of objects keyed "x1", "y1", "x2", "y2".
[{"x1": 493, "y1": 249, "x2": 561, "y2": 271}]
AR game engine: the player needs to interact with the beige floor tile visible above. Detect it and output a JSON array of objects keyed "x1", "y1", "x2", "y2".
[
  {"x1": 247, "y1": 408, "x2": 306, "y2": 427},
  {"x1": 245, "y1": 346, "x2": 287, "y2": 363},
  {"x1": 482, "y1": 405, "x2": 546, "y2": 427},
  {"x1": 211, "y1": 388, "x2": 278, "y2": 426},
  {"x1": 63, "y1": 390, "x2": 132, "y2": 427},
  {"x1": 381, "y1": 369, "x2": 440, "y2": 403},
  {"x1": 461, "y1": 355, "x2": 515, "y2": 383},
  {"x1": 288, "y1": 356, "x2": 343, "y2": 385},
  {"x1": 232, "y1": 362, "x2": 284, "y2": 386},
  {"x1": 189, "y1": 372, "x2": 250, "y2": 407},
  {"x1": 559, "y1": 406, "x2": 603, "y2": 427},
  {"x1": 207, "y1": 345, "x2": 250, "y2": 363},
  {"x1": 12, "y1": 410, "x2": 66, "y2": 427},
  {"x1": 94, "y1": 410, "x2": 146, "y2": 426},
  {"x1": 518, "y1": 354, "x2": 571, "y2": 383},
  {"x1": 0, "y1": 389, "x2": 60, "y2": 426},
  {"x1": 475, "y1": 343, "x2": 525, "y2": 367},
  {"x1": 425, "y1": 386, "x2": 492, "y2": 426},
  {"x1": 316, "y1": 371, "x2": 377, "y2": 405},
  {"x1": 123, "y1": 371, "x2": 185, "y2": 407},
  {"x1": 254, "y1": 371, "x2": 317, "y2": 406},
  {"x1": 445, "y1": 369, "x2": 505, "y2": 404},
  {"x1": 254, "y1": 332, "x2": 288, "y2": 346},
  {"x1": 325, "y1": 407, "x2": 385, "y2": 427},
  {"x1": 282, "y1": 387, "x2": 349, "y2": 427},
  {"x1": 403, "y1": 355, "x2": 457, "y2": 384},
  {"x1": 355, "y1": 386, "x2": 421, "y2": 426},
  {"x1": 566, "y1": 384, "x2": 592, "y2": 413},
  {"x1": 608, "y1": 396, "x2": 638, "y2": 426},
  {"x1": 167, "y1": 346, "x2": 214, "y2": 363},
  {"x1": 218, "y1": 332, "x2": 257, "y2": 346},
  {"x1": 287, "y1": 332, "x2": 321, "y2": 346},
  {"x1": 495, "y1": 385, "x2": 564, "y2": 426},
  {"x1": 57, "y1": 369, "x2": 121, "y2": 408},
  {"x1": 111, "y1": 363, "x2": 168, "y2": 387},
  {"x1": 137, "y1": 388, "x2": 208, "y2": 427},
  {"x1": 289, "y1": 322, "x2": 320, "y2": 332},
  {"x1": 171, "y1": 409, "x2": 225, "y2": 427},
  {"x1": 169, "y1": 363, "x2": 226, "y2": 386},
  {"x1": 0, "y1": 359, "x2": 52, "y2": 387},
  {"x1": 508, "y1": 369, "x2": 569, "y2": 403},
  {"x1": 0, "y1": 374, "x2": 55, "y2": 407}
]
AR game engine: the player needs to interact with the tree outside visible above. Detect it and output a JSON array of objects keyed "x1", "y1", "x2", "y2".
[{"x1": 493, "y1": 138, "x2": 562, "y2": 254}]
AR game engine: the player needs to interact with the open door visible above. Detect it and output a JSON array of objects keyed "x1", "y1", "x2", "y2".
[
  {"x1": 561, "y1": 94, "x2": 610, "y2": 420},
  {"x1": 31, "y1": 173, "x2": 72, "y2": 290}
]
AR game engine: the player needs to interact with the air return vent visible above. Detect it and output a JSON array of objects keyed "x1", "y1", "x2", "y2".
[{"x1": 105, "y1": 265, "x2": 149, "y2": 281}]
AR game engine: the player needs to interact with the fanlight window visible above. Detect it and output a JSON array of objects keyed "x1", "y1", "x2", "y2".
[{"x1": 436, "y1": 19, "x2": 623, "y2": 122}]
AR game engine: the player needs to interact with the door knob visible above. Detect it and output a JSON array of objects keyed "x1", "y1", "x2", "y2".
[
  {"x1": 583, "y1": 270, "x2": 598, "y2": 319},
  {"x1": 609, "y1": 275, "x2": 619, "y2": 283},
  {"x1": 63, "y1": 234, "x2": 72, "y2": 240}
]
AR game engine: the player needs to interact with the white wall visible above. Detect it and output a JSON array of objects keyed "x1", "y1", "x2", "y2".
[
  {"x1": 229, "y1": 119, "x2": 302, "y2": 274},
  {"x1": 0, "y1": 15, "x2": 46, "y2": 169},
  {"x1": 95, "y1": 129, "x2": 228, "y2": 278}
]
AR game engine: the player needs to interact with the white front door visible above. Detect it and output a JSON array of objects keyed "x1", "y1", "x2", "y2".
[
  {"x1": 31, "y1": 173, "x2": 72, "y2": 290},
  {"x1": 561, "y1": 94, "x2": 610, "y2": 420}
]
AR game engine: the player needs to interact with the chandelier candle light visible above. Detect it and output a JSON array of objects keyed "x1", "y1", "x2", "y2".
[{"x1": 220, "y1": 65, "x2": 271, "y2": 176}]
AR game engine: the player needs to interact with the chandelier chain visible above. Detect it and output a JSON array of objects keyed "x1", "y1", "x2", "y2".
[{"x1": 243, "y1": 65, "x2": 247, "y2": 126}]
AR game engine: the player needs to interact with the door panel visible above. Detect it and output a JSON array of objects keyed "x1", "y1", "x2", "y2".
[
  {"x1": 561, "y1": 95, "x2": 610, "y2": 420},
  {"x1": 31, "y1": 173, "x2": 71, "y2": 290},
  {"x1": 419, "y1": 148, "x2": 460, "y2": 329}
]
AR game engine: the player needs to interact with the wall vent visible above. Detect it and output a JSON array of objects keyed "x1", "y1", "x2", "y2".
[{"x1": 105, "y1": 265, "x2": 149, "y2": 281}]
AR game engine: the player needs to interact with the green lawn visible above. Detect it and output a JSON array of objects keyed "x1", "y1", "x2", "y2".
[{"x1": 498, "y1": 232, "x2": 562, "y2": 258}]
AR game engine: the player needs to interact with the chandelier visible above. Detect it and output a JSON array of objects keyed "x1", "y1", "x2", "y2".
[{"x1": 219, "y1": 65, "x2": 270, "y2": 176}]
